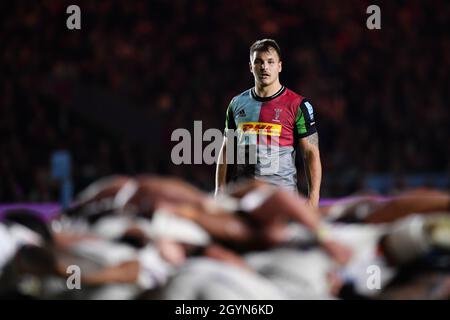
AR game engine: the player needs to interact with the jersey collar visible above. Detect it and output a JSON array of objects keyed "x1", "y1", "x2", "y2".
[{"x1": 251, "y1": 86, "x2": 285, "y2": 102}]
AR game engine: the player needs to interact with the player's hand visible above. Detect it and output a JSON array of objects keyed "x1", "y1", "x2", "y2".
[{"x1": 304, "y1": 197, "x2": 319, "y2": 211}]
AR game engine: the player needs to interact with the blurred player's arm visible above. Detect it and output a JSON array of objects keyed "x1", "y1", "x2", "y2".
[
  {"x1": 80, "y1": 260, "x2": 140, "y2": 285},
  {"x1": 203, "y1": 243, "x2": 252, "y2": 270},
  {"x1": 298, "y1": 132, "x2": 322, "y2": 209}
]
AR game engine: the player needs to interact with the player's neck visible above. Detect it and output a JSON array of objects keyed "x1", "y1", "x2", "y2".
[{"x1": 254, "y1": 81, "x2": 282, "y2": 98}]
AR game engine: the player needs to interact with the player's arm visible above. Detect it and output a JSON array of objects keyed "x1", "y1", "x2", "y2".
[
  {"x1": 298, "y1": 132, "x2": 322, "y2": 208},
  {"x1": 215, "y1": 137, "x2": 227, "y2": 196},
  {"x1": 296, "y1": 99, "x2": 322, "y2": 209},
  {"x1": 215, "y1": 100, "x2": 235, "y2": 196},
  {"x1": 80, "y1": 260, "x2": 140, "y2": 285}
]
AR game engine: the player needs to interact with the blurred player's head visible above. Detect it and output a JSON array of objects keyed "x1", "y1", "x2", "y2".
[
  {"x1": 3, "y1": 209, "x2": 53, "y2": 244},
  {"x1": 249, "y1": 39, "x2": 282, "y2": 88}
]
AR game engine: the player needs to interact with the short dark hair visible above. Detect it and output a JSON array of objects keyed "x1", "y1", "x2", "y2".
[{"x1": 249, "y1": 39, "x2": 282, "y2": 61}]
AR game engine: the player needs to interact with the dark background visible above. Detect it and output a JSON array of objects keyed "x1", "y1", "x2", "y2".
[{"x1": 1, "y1": 0, "x2": 449, "y2": 202}]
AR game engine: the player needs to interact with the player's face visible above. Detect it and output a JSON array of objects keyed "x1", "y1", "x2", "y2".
[{"x1": 250, "y1": 48, "x2": 282, "y2": 87}]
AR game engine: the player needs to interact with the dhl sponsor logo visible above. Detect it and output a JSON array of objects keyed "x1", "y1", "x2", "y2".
[{"x1": 238, "y1": 122, "x2": 281, "y2": 136}]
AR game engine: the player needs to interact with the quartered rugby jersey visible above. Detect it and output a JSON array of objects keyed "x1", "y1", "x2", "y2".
[{"x1": 224, "y1": 86, "x2": 317, "y2": 191}]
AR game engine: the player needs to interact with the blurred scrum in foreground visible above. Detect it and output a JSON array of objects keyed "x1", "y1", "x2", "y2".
[
  {"x1": 0, "y1": 176, "x2": 449, "y2": 300},
  {"x1": 0, "y1": 0, "x2": 449, "y2": 201}
]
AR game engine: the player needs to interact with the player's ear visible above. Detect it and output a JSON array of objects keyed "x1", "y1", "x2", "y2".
[
  {"x1": 279, "y1": 61, "x2": 282, "y2": 73},
  {"x1": 249, "y1": 61, "x2": 253, "y2": 73}
]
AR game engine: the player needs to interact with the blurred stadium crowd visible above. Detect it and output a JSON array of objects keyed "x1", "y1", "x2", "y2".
[{"x1": 1, "y1": 0, "x2": 449, "y2": 201}]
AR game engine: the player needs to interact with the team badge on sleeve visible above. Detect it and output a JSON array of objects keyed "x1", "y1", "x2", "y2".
[{"x1": 304, "y1": 101, "x2": 315, "y2": 121}]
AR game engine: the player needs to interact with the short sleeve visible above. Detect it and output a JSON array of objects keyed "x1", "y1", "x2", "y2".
[
  {"x1": 295, "y1": 99, "x2": 317, "y2": 138},
  {"x1": 225, "y1": 98, "x2": 236, "y2": 136}
]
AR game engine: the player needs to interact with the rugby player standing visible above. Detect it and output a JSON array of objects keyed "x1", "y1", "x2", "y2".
[{"x1": 215, "y1": 39, "x2": 322, "y2": 210}]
